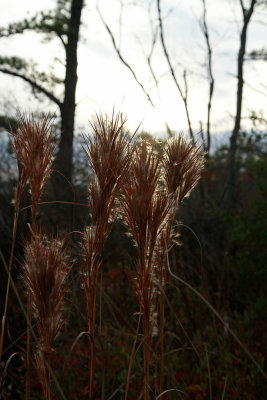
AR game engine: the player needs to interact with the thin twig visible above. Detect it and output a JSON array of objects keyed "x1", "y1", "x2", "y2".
[
  {"x1": 199, "y1": 0, "x2": 214, "y2": 154},
  {"x1": 125, "y1": 315, "x2": 141, "y2": 400},
  {"x1": 157, "y1": 0, "x2": 194, "y2": 141},
  {"x1": 221, "y1": 376, "x2": 228, "y2": 400},
  {"x1": 97, "y1": 5, "x2": 155, "y2": 108}
]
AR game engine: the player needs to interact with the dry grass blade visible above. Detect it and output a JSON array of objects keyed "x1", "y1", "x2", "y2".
[
  {"x1": 166, "y1": 248, "x2": 267, "y2": 381},
  {"x1": 0, "y1": 352, "x2": 21, "y2": 394},
  {"x1": 155, "y1": 388, "x2": 185, "y2": 399}
]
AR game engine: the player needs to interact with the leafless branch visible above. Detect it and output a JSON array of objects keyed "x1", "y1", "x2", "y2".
[
  {"x1": 0, "y1": 67, "x2": 62, "y2": 107},
  {"x1": 157, "y1": 0, "x2": 194, "y2": 141},
  {"x1": 245, "y1": 79, "x2": 267, "y2": 97},
  {"x1": 240, "y1": 0, "x2": 246, "y2": 17},
  {"x1": 97, "y1": 5, "x2": 155, "y2": 108},
  {"x1": 135, "y1": 8, "x2": 160, "y2": 96},
  {"x1": 199, "y1": 0, "x2": 214, "y2": 155},
  {"x1": 226, "y1": 0, "x2": 257, "y2": 207},
  {"x1": 146, "y1": 1, "x2": 160, "y2": 94},
  {"x1": 147, "y1": 25, "x2": 160, "y2": 93},
  {"x1": 55, "y1": 31, "x2": 67, "y2": 49},
  {"x1": 118, "y1": 0, "x2": 124, "y2": 49}
]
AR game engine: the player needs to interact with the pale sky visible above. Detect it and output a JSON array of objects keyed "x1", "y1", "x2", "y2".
[{"x1": 0, "y1": 0, "x2": 266, "y2": 144}]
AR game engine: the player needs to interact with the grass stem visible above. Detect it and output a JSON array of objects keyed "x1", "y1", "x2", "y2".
[{"x1": 0, "y1": 208, "x2": 19, "y2": 364}]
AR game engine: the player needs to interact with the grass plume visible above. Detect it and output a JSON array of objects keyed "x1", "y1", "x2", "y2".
[
  {"x1": 0, "y1": 112, "x2": 211, "y2": 400},
  {"x1": 21, "y1": 232, "x2": 71, "y2": 400},
  {"x1": 10, "y1": 113, "x2": 55, "y2": 227},
  {"x1": 81, "y1": 111, "x2": 132, "y2": 399},
  {"x1": 0, "y1": 114, "x2": 55, "y2": 392},
  {"x1": 120, "y1": 136, "x2": 205, "y2": 399},
  {"x1": 120, "y1": 139, "x2": 171, "y2": 400}
]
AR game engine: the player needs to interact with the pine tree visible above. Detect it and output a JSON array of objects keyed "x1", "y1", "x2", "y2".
[{"x1": 0, "y1": 0, "x2": 84, "y2": 201}]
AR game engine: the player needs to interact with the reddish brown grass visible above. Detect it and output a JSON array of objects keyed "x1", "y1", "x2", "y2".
[
  {"x1": 120, "y1": 136, "x2": 205, "y2": 399},
  {"x1": 0, "y1": 114, "x2": 56, "y2": 399},
  {"x1": 81, "y1": 111, "x2": 133, "y2": 399},
  {"x1": 10, "y1": 113, "x2": 55, "y2": 226},
  {"x1": 1, "y1": 112, "x2": 206, "y2": 400},
  {"x1": 22, "y1": 232, "x2": 71, "y2": 399}
]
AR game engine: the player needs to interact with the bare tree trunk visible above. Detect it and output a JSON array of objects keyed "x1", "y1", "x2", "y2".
[
  {"x1": 200, "y1": 0, "x2": 214, "y2": 156},
  {"x1": 226, "y1": 0, "x2": 256, "y2": 209},
  {"x1": 55, "y1": 0, "x2": 84, "y2": 203}
]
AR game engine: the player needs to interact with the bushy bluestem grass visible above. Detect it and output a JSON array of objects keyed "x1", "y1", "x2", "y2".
[{"x1": 0, "y1": 112, "x2": 205, "y2": 400}]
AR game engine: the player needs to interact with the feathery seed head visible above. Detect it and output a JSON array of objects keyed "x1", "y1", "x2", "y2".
[
  {"x1": 22, "y1": 232, "x2": 70, "y2": 350},
  {"x1": 10, "y1": 113, "x2": 55, "y2": 214},
  {"x1": 83, "y1": 111, "x2": 133, "y2": 230},
  {"x1": 163, "y1": 135, "x2": 205, "y2": 205},
  {"x1": 83, "y1": 111, "x2": 131, "y2": 193}
]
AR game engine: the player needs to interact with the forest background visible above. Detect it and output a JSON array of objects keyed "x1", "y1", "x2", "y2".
[{"x1": 0, "y1": 0, "x2": 266, "y2": 399}]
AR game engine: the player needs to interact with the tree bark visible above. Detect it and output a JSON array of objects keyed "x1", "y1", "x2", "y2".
[
  {"x1": 55, "y1": 0, "x2": 84, "y2": 202},
  {"x1": 226, "y1": 0, "x2": 256, "y2": 209},
  {"x1": 200, "y1": 0, "x2": 214, "y2": 156}
]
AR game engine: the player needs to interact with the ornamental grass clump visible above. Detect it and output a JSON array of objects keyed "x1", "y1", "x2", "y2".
[
  {"x1": 155, "y1": 135, "x2": 205, "y2": 394},
  {"x1": 120, "y1": 136, "x2": 205, "y2": 399},
  {"x1": 81, "y1": 111, "x2": 133, "y2": 400},
  {"x1": 120, "y1": 139, "x2": 172, "y2": 400},
  {"x1": 0, "y1": 110, "x2": 206, "y2": 400},
  {"x1": 0, "y1": 114, "x2": 56, "y2": 395},
  {"x1": 22, "y1": 232, "x2": 71, "y2": 400}
]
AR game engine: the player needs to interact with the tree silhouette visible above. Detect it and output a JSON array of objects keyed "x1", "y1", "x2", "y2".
[{"x1": 0, "y1": 0, "x2": 84, "y2": 201}]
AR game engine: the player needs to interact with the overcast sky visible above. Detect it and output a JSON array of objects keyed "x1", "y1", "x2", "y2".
[{"x1": 0, "y1": 0, "x2": 266, "y2": 144}]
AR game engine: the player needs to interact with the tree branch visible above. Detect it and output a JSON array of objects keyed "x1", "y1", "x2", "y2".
[
  {"x1": 248, "y1": 47, "x2": 267, "y2": 60},
  {"x1": 226, "y1": 0, "x2": 257, "y2": 208},
  {"x1": 240, "y1": 0, "x2": 246, "y2": 17},
  {"x1": 147, "y1": 3, "x2": 160, "y2": 95},
  {"x1": 157, "y1": 0, "x2": 194, "y2": 141},
  {"x1": 0, "y1": 68, "x2": 62, "y2": 107},
  {"x1": 0, "y1": 10, "x2": 67, "y2": 47},
  {"x1": 97, "y1": 5, "x2": 155, "y2": 108},
  {"x1": 55, "y1": 31, "x2": 67, "y2": 49},
  {"x1": 199, "y1": 0, "x2": 214, "y2": 155}
]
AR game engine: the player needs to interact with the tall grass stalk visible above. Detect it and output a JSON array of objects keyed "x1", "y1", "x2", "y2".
[
  {"x1": 120, "y1": 139, "x2": 171, "y2": 400},
  {"x1": 0, "y1": 209, "x2": 19, "y2": 364},
  {"x1": 0, "y1": 249, "x2": 68, "y2": 400},
  {"x1": 0, "y1": 114, "x2": 32, "y2": 364},
  {"x1": 120, "y1": 136, "x2": 204, "y2": 399},
  {"x1": 155, "y1": 135, "x2": 205, "y2": 394},
  {"x1": 1, "y1": 112, "x2": 208, "y2": 399},
  {"x1": 1, "y1": 114, "x2": 56, "y2": 398},
  {"x1": 22, "y1": 232, "x2": 71, "y2": 400},
  {"x1": 81, "y1": 112, "x2": 132, "y2": 399}
]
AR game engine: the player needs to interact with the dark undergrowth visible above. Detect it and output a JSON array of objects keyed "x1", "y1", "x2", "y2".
[{"x1": 0, "y1": 117, "x2": 266, "y2": 400}]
